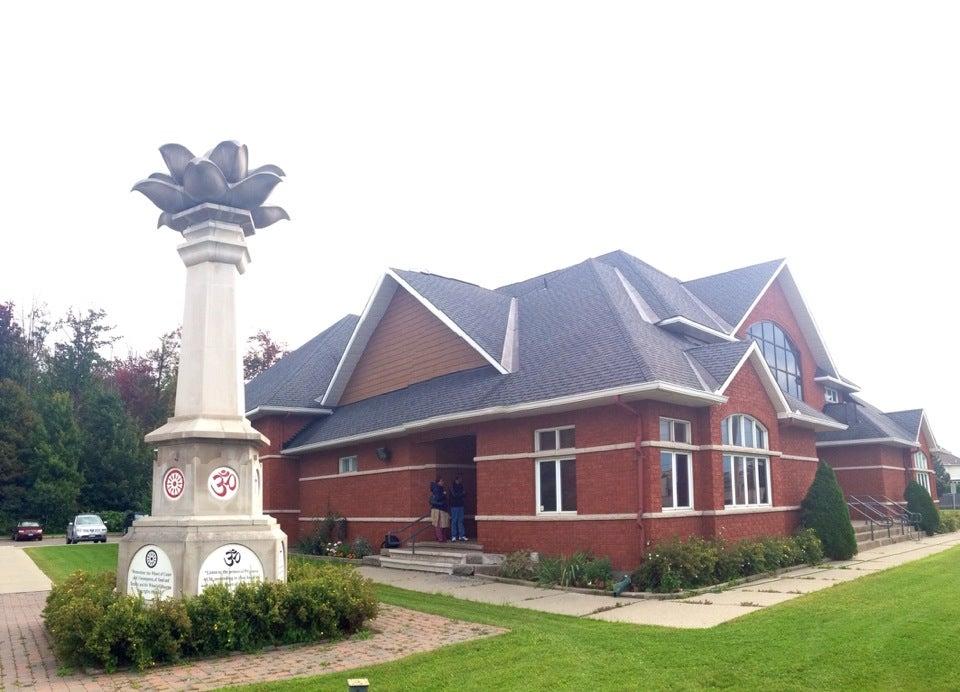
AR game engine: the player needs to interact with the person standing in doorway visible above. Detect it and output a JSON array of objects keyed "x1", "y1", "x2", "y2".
[
  {"x1": 429, "y1": 478, "x2": 449, "y2": 542},
  {"x1": 450, "y1": 475, "x2": 466, "y2": 541}
]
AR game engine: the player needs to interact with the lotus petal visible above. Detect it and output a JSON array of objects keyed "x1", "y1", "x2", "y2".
[
  {"x1": 159, "y1": 143, "x2": 195, "y2": 183},
  {"x1": 248, "y1": 163, "x2": 286, "y2": 177},
  {"x1": 207, "y1": 140, "x2": 248, "y2": 183},
  {"x1": 157, "y1": 212, "x2": 175, "y2": 229},
  {"x1": 251, "y1": 206, "x2": 290, "y2": 228},
  {"x1": 182, "y1": 158, "x2": 229, "y2": 203},
  {"x1": 225, "y1": 171, "x2": 283, "y2": 209},
  {"x1": 149, "y1": 172, "x2": 177, "y2": 184},
  {"x1": 132, "y1": 178, "x2": 193, "y2": 213}
]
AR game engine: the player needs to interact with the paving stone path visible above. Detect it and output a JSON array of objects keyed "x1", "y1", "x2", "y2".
[{"x1": 0, "y1": 594, "x2": 505, "y2": 690}]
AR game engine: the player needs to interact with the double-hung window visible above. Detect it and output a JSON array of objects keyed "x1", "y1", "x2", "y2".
[
  {"x1": 338, "y1": 455, "x2": 358, "y2": 474},
  {"x1": 535, "y1": 426, "x2": 576, "y2": 514},
  {"x1": 721, "y1": 415, "x2": 772, "y2": 507},
  {"x1": 660, "y1": 451, "x2": 693, "y2": 510},
  {"x1": 913, "y1": 452, "x2": 930, "y2": 492},
  {"x1": 659, "y1": 417, "x2": 691, "y2": 444}
]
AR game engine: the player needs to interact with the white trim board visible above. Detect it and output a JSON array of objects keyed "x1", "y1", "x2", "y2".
[
  {"x1": 476, "y1": 513, "x2": 637, "y2": 522},
  {"x1": 286, "y1": 381, "x2": 727, "y2": 455},
  {"x1": 816, "y1": 437, "x2": 916, "y2": 448},
  {"x1": 245, "y1": 406, "x2": 332, "y2": 420},
  {"x1": 474, "y1": 442, "x2": 636, "y2": 462},
  {"x1": 300, "y1": 463, "x2": 476, "y2": 482},
  {"x1": 641, "y1": 505, "x2": 801, "y2": 519},
  {"x1": 263, "y1": 509, "x2": 300, "y2": 514}
]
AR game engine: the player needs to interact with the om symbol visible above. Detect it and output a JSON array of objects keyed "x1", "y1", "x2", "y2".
[
  {"x1": 208, "y1": 466, "x2": 239, "y2": 500},
  {"x1": 224, "y1": 548, "x2": 241, "y2": 567}
]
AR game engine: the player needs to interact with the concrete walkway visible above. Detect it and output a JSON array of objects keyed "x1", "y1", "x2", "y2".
[
  {"x1": 361, "y1": 530, "x2": 960, "y2": 629},
  {"x1": 0, "y1": 545, "x2": 51, "y2": 594}
]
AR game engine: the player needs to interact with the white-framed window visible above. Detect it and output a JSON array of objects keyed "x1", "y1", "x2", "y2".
[
  {"x1": 913, "y1": 451, "x2": 930, "y2": 492},
  {"x1": 824, "y1": 387, "x2": 840, "y2": 404},
  {"x1": 536, "y1": 457, "x2": 577, "y2": 513},
  {"x1": 721, "y1": 414, "x2": 768, "y2": 450},
  {"x1": 535, "y1": 426, "x2": 575, "y2": 452},
  {"x1": 659, "y1": 417, "x2": 691, "y2": 444},
  {"x1": 660, "y1": 450, "x2": 693, "y2": 510},
  {"x1": 338, "y1": 455, "x2": 358, "y2": 474},
  {"x1": 723, "y1": 454, "x2": 772, "y2": 506}
]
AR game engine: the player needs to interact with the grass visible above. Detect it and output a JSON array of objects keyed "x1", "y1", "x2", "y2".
[
  {"x1": 240, "y1": 546, "x2": 960, "y2": 691},
  {"x1": 24, "y1": 542, "x2": 118, "y2": 584}
]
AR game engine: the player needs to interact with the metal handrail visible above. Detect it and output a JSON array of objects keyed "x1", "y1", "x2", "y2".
[
  {"x1": 879, "y1": 496, "x2": 922, "y2": 540},
  {"x1": 847, "y1": 496, "x2": 893, "y2": 540},
  {"x1": 385, "y1": 514, "x2": 433, "y2": 556}
]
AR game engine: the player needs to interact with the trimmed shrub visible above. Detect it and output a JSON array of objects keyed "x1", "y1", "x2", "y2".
[
  {"x1": 296, "y1": 512, "x2": 346, "y2": 555},
  {"x1": 499, "y1": 550, "x2": 537, "y2": 581},
  {"x1": 939, "y1": 510, "x2": 960, "y2": 534},
  {"x1": 96, "y1": 511, "x2": 126, "y2": 534},
  {"x1": 534, "y1": 552, "x2": 612, "y2": 589},
  {"x1": 905, "y1": 481, "x2": 940, "y2": 536},
  {"x1": 43, "y1": 563, "x2": 377, "y2": 671},
  {"x1": 632, "y1": 530, "x2": 824, "y2": 593},
  {"x1": 800, "y1": 462, "x2": 857, "y2": 560}
]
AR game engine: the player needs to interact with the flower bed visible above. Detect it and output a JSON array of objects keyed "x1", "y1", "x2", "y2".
[
  {"x1": 632, "y1": 529, "x2": 824, "y2": 593},
  {"x1": 498, "y1": 551, "x2": 613, "y2": 589},
  {"x1": 42, "y1": 560, "x2": 378, "y2": 672}
]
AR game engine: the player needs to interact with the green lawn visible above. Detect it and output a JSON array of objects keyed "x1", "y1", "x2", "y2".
[
  {"x1": 242, "y1": 547, "x2": 960, "y2": 691},
  {"x1": 24, "y1": 542, "x2": 118, "y2": 584},
  {"x1": 24, "y1": 542, "x2": 960, "y2": 690}
]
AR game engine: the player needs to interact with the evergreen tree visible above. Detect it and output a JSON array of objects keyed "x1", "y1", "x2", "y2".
[
  {"x1": 27, "y1": 391, "x2": 83, "y2": 531},
  {"x1": 0, "y1": 303, "x2": 33, "y2": 385},
  {"x1": 801, "y1": 462, "x2": 858, "y2": 560},
  {"x1": 0, "y1": 379, "x2": 42, "y2": 527},
  {"x1": 905, "y1": 480, "x2": 940, "y2": 535}
]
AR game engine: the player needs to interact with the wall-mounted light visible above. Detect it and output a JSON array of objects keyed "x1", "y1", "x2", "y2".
[{"x1": 375, "y1": 446, "x2": 391, "y2": 462}]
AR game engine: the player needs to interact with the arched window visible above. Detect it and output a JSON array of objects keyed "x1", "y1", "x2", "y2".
[
  {"x1": 913, "y1": 451, "x2": 931, "y2": 492},
  {"x1": 747, "y1": 321, "x2": 803, "y2": 399},
  {"x1": 721, "y1": 414, "x2": 771, "y2": 507}
]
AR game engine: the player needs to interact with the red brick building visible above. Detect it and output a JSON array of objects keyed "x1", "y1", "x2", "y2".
[{"x1": 245, "y1": 252, "x2": 943, "y2": 568}]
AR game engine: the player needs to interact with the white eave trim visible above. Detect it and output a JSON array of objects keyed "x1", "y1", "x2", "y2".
[
  {"x1": 656, "y1": 316, "x2": 737, "y2": 343},
  {"x1": 283, "y1": 381, "x2": 727, "y2": 455},
  {"x1": 816, "y1": 437, "x2": 917, "y2": 449},
  {"x1": 245, "y1": 406, "x2": 333, "y2": 420},
  {"x1": 716, "y1": 342, "x2": 791, "y2": 415},
  {"x1": 614, "y1": 267, "x2": 658, "y2": 323},
  {"x1": 814, "y1": 374, "x2": 861, "y2": 393},
  {"x1": 500, "y1": 297, "x2": 519, "y2": 373},
  {"x1": 777, "y1": 411, "x2": 847, "y2": 432}
]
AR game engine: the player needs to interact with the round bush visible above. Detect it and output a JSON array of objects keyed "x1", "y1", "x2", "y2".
[{"x1": 800, "y1": 462, "x2": 857, "y2": 560}]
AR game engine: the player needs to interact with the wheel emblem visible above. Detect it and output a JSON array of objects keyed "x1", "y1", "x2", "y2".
[
  {"x1": 145, "y1": 549, "x2": 159, "y2": 569},
  {"x1": 163, "y1": 468, "x2": 185, "y2": 500}
]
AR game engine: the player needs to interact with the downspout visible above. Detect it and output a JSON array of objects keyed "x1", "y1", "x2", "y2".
[{"x1": 615, "y1": 396, "x2": 645, "y2": 547}]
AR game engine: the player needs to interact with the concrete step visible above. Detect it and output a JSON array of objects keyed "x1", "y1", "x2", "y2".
[
  {"x1": 384, "y1": 548, "x2": 481, "y2": 564},
  {"x1": 377, "y1": 556, "x2": 476, "y2": 575},
  {"x1": 857, "y1": 531, "x2": 920, "y2": 552},
  {"x1": 414, "y1": 540, "x2": 485, "y2": 552}
]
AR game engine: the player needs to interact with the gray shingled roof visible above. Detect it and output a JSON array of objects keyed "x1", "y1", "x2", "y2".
[
  {"x1": 244, "y1": 314, "x2": 358, "y2": 412},
  {"x1": 243, "y1": 250, "x2": 864, "y2": 451},
  {"x1": 818, "y1": 396, "x2": 916, "y2": 444},
  {"x1": 885, "y1": 409, "x2": 923, "y2": 441},
  {"x1": 683, "y1": 259, "x2": 784, "y2": 328},
  {"x1": 392, "y1": 269, "x2": 513, "y2": 362}
]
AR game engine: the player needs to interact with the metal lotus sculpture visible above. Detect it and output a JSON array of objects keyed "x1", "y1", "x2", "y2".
[{"x1": 133, "y1": 141, "x2": 289, "y2": 233}]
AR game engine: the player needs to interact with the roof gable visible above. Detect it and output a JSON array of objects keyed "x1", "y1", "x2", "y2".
[
  {"x1": 322, "y1": 271, "x2": 510, "y2": 406},
  {"x1": 684, "y1": 259, "x2": 785, "y2": 328}
]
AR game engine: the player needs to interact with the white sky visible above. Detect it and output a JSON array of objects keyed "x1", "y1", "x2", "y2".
[{"x1": 1, "y1": 2, "x2": 957, "y2": 451}]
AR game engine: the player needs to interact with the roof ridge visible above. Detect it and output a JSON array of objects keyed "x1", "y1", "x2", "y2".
[
  {"x1": 391, "y1": 267, "x2": 491, "y2": 291},
  {"x1": 682, "y1": 257, "x2": 785, "y2": 285}
]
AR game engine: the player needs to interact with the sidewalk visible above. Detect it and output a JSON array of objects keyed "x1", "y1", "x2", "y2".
[
  {"x1": 360, "y1": 531, "x2": 960, "y2": 629},
  {"x1": 0, "y1": 545, "x2": 52, "y2": 594}
]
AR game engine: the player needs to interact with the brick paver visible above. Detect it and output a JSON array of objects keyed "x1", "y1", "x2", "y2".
[{"x1": 0, "y1": 593, "x2": 505, "y2": 690}]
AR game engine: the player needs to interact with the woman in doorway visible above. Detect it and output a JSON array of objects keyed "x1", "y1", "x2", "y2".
[
  {"x1": 450, "y1": 475, "x2": 466, "y2": 541},
  {"x1": 429, "y1": 478, "x2": 449, "y2": 542}
]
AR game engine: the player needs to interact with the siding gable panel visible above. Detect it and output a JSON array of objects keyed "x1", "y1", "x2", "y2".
[{"x1": 339, "y1": 288, "x2": 489, "y2": 405}]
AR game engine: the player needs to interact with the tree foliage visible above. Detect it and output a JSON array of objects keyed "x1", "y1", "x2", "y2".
[
  {"x1": 800, "y1": 462, "x2": 858, "y2": 560},
  {"x1": 243, "y1": 330, "x2": 286, "y2": 381},
  {"x1": 933, "y1": 457, "x2": 951, "y2": 497},
  {"x1": 905, "y1": 480, "x2": 940, "y2": 535}
]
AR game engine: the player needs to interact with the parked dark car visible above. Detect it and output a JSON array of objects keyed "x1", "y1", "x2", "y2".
[
  {"x1": 66, "y1": 514, "x2": 108, "y2": 544},
  {"x1": 12, "y1": 521, "x2": 43, "y2": 541}
]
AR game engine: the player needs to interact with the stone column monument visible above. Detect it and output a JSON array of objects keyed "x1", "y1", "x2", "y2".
[{"x1": 119, "y1": 141, "x2": 290, "y2": 598}]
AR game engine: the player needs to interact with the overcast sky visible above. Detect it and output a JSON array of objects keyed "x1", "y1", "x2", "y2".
[{"x1": 2, "y1": 2, "x2": 957, "y2": 450}]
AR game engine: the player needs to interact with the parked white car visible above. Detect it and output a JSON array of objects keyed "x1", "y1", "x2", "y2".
[{"x1": 66, "y1": 514, "x2": 108, "y2": 544}]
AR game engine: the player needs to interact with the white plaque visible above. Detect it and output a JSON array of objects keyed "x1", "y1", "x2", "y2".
[
  {"x1": 208, "y1": 466, "x2": 239, "y2": 501},
  {"x1": 127, "y1": 545, "x2": 175, "y2": 600},
  {"x1": 198, "y1": 543, "x2": 264, "y2": 592}
]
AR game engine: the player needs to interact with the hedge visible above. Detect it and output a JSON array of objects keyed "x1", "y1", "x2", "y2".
[
  {"x1": 498, "y1": 551, "x2": 613, "y2": 589},
  {"x1": 800, "y1": 461, "x2": 858, "y2": 560},
  {"x1": 43, "y1": 561, "x2": 377, "y2": 671},
  {"x1": 631, "y1": 530, "x2": 824, "y2": 593},
  {"x1": 905, "y1": 480, "x2": 940, "y2": 536}
]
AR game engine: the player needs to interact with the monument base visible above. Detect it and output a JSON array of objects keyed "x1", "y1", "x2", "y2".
[{"x1": 117, "y1": 516, "x2": 287, "y2": 598}]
